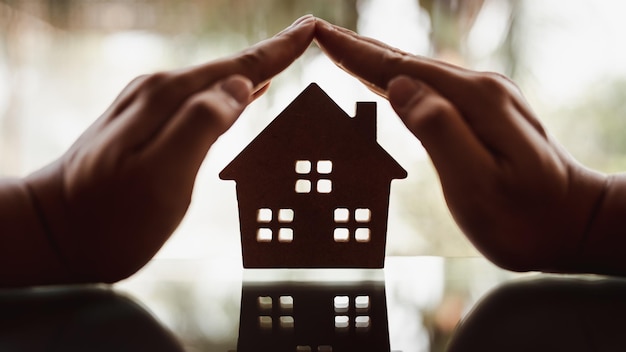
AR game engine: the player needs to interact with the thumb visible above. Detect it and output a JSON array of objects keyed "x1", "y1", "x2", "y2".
[
  {"x1": 387, "y1": 75, "x2": 493, "y2": 185},
  {"x1": 209, "y1": 75, "x2": 255, "y2": 135}
]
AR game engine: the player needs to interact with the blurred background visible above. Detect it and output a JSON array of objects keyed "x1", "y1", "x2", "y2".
[
  {"x1": 3, "y1": 1, "x2": 626, "y2": 351},
  {"x1": 3, "y1": 0, "x2": 626, "y2": 260}
]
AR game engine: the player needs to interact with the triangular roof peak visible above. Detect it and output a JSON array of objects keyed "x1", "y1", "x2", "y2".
[{"x1": 220, "y1": 83, "x2": 406, "y2": 181}]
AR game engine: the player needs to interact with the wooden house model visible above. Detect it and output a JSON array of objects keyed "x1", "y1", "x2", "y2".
[{"x1": 220, "y1": 83, "x2": 407, "y2": 268}]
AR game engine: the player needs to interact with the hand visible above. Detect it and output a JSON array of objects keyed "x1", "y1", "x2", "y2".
[
  {"x1": 22, "y1": 15, "x2": 316, "y2": 283},
  {"x1": 314, "y1": 19, "x2": 608, "y2": 272}
]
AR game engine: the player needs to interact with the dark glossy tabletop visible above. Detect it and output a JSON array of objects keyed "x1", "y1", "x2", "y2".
[{"x1": 2, "y1": 257, "x2": 625, "y2": 352}]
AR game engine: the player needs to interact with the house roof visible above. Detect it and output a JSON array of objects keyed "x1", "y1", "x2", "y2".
[{"x1": 220, "y1": 83, "x2": 407, "y2": 182}]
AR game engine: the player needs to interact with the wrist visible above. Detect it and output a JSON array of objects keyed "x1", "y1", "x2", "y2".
[
  {"x1": 572, "y1": 172, "x2": 626, "y2": 275},
  {"x1": 24, "y1": 161, "x2": 81, "y2": 282},
  {"x1": 541, "y1": 164, "x2": 608, "y2": 274}
]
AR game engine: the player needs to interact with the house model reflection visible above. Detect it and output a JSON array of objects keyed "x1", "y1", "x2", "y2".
[
  {"x1": 236, "y1": 280, "x2": 390, "y2": 352},
  {"x1": 220, "y1": 83, "x2": 406, "y2": 268}
]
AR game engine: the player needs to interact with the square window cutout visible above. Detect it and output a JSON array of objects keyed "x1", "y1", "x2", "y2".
[
  {"x1": 257, "y1": 208, "x2": 272, "y2": 222},
  {"x1": 335, "y1": 315, "x2": 349, "y2": 329},
  {"x1": 334, "y1": 208, "x2": 349, "y2": 222},
  {"x1": 278, "y1": 209, "x2": 294, "y2": 222},
  {"x1": 279, "y1": 295, "x2": 294, "y2": 310},
  {"x1": 355, "y1": 316, "x2": 371, "y2": 329},
  {"x1": 278, "y1": 228, "x2": 293, "y2": 243},
  {"x1": 333, "y1": 228, "x2": 349, "y2": 242},
  {"x1": 334, "y1": 296, "x2": 349, "y2": 312},
  {"x1": 355, "y1": 296, "x2": 370, "y2": 310},
  {"x1": 295, "y1": 160, "x2": 311, "y2": 174},
  {"x1": 355, "y1": 208, "x2": 371, "y2": 222},
  {"x1": 355, "y1": 228, "x2": 371, "y2": 242},
  {"x1": 317, "y1": 179, "x2": 332, "y2": 193},
  {"x1": 295, "y1": 180, "x2": 311, "y2": 193},
  {"x1": 317, "y1": 160, "x2": 333, "y2": 174},
  {"x1": 257, "y1": 228, "x2": 272, "y2": 242},
  {"x1": 279, "y1": 316, "x2": 294, "y2": 329},
  {"x1": 258, "y1": 296, "x2": 272, "y2": 310},
  {"x1": 259, "y1": 316, "x2": 272, "y2": 329}
]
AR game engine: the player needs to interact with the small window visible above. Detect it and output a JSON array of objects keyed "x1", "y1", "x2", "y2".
[
  {"x1": 334, "y1": 208, "x2": 349, "y2": 222},
  {"x1": 355, "y1": 316, "x2": 371, "y2": 329},
  {"x1": 334, "y1": 296, "x2": 349, "y2": 312},
  {"x1": 317, "y1": 179, "x2": 332, "y2": 193},
  {"x1": 318, "y1": 346, "x2": 333, "y2": 352},
  {"x1": 335, "y1": 316, "x2": 349, "y2": 329},
  {"x1": 333, "y1": 228, "x2": 349, "y2": 242},
  {"x1": 355, "y1": 296, "x2": 370, "y2": 311},
  {"x1": 259, "y1": 316, "x2": 272, "y2": 329},
  {"x1": 257, "y1": 228, "x2": 272, "y2": 242},
  {"x1": 278, "y1": 228, "x2": 293, "y2": 243},
  {"x1": 355, "y1": 208, "x2": 371, "y2": 222},
  {"x1": 258, "y1": 296, "x2": 272, "y2": 310},
  {"x1": 279, "y1": 296, "x2": 294, "y2": 310},
  {"x1": 278, "y1": 208, "x2": 294, "y2": 222},
  {"x1": 257, "y1": 208, "x2": 272, "y2": 222},
  {"x1": 355, "y1": 228, "x2": 371, "y2": 242},
  {"x1": 279, "y1": 316, "x2": 294, "y2": 329},
  {"x1": 296, "y1": 346, "x2": 312, "y2": 352},
  {"x1": 317, "y1": 160, "x2": 333, "y2": 174},
  {"x1": 295, "y1": 179, "x2": 311, "y2": 193},
  {"x1": 295, "y1": 160, "x2": 311, "y2": 174}
]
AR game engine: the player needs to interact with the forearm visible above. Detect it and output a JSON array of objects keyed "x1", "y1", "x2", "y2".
[
  {"x1": 0, "y1": 177, "x2": 70, "y2": 287},
  {"x1": 577, "y1": 173, "x2": 626, "y2": 275}
]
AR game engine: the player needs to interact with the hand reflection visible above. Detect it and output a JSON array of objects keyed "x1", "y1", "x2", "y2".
[
  {"x1": 0, "y1": 286, "x2": 183, "y2": 352},
  {"x1": 448, "y1": 276, "x2": 626, "y2": 351}
]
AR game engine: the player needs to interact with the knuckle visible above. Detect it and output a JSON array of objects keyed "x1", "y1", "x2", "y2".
[
  {"x1": 378, "y1": 50, "x2": 410, "y2": 83},
  {"x1": 473, "y1": 71, "x2": 517, "y2": 103},
  {"x1": 138, "y1": 71, "x2": 171, "y2": 90},
  {"x1": 127, "y1": 74, "x2": 151, "y2": 88},
  {"x1": 380, "y1": 49, "x2": 405, "y2": 67},
  {"x1": 137, "y1": 72, "x2": 178, "y2": 103},
  {"x1": 116, "y1": 74, "x2": 152, "y2": 99},
  {"x1": 234, "y1": 47, "x2": 268, "y2": 83}
]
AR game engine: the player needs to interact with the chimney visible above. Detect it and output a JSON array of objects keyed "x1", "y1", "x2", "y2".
[{"x1": 354, "y1": 102, "x2": 377, "y2": 141}]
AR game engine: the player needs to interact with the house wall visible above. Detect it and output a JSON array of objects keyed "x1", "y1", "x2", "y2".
[{"x1": 235, "y1": 179, "x2": 393, "y2": 268}]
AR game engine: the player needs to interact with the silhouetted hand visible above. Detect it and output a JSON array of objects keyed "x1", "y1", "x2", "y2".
[
  {"x1": 314, "y1": 18, "x2": 614, "y2": 273},
  {"x1": 16, "y1": 16, "x2": 316, "y2": 284}
]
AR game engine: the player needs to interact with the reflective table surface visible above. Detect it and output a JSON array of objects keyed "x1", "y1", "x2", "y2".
[{"x1": 2, "y1": 256, "x2": 626, "y2": 352}]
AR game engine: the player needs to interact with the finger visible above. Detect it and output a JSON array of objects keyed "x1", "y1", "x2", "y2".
[
  {"x1": 316, "y1": 19, "x2": 546, "y2": 161},
  {"x1": 314, "y1": 18, "x2": 469, "y2": 98},
  {"x1": 176, "y1": 14, "x2": 315, "y2": 91},
  {"x1": 142, "y1": 75, "x2": 253, "y2": 184},
  {"x1": 387, "y1": 76, "x2": 496, "y2": 191},
  {"x1": 110, "y1": 15, "x2": 315, "y2": 153},
  {"x1": 314, "y1": 18, "x2": 525, "y2": 114}
]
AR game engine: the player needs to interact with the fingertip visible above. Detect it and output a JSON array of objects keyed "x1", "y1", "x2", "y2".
[
  {"x1": 292, "y1": 14, "x2": 315, "y2": 28},
  {"x1": 277, "y1": 14, "x2": 316, "y2": 37},
  {"x1": 314, "y1": 17, "x2": 334, "y2": 33}
]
